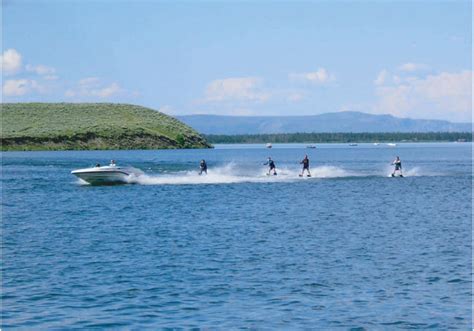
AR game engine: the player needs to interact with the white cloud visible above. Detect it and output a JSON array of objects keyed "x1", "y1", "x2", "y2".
[
  {"x1": 95, "y1": 83, "x2": 121, "y2": 98},
  {"x1": 398, "y1": 62, "x2": 429, "y2": 72},
  {"x1": 3, "y1": 79, "x2": 46, "y2": 96},
  {"x1": 25, "y1": 64, "x2": 58, "y2": 81},
  {"x1": 374, "y1": 70, "x2": 472, "y2": 121},
  {"x1": 1, "y1": 49, "x2": 22, "y2": 75},
  {"x1": 289, "y1": 68, "x2": 335, "y2": 84},
  {"x1": 204, "y1": 77, "x2": 270, "y2": 103},
  {"x1": 374, "y1": 69, "x2": 388, "y2": 86},
  {"x1": 3, "y1": 79, "x2": 30, "y2": 96},
  {"x1": 79, "y1": 77, "x2": 101, "y2": 87},
  {"x1": 0, "y1": 49, "x2": 59, "y2": 85},
  {"x1": 65, "y1": 77, "x2": 123, "y2": 99},
  {"x1": 26, "y1": 64, "x2": 56, "y2": 76}
]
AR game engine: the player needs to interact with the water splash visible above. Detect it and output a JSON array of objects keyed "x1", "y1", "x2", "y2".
[
  {"x1": 310, "y1": 166, "x2": 359, "y2": 178},
  {"x1": 404, "y1": 167, "x2": 421, "y2": 177},
  {"x1": 130, "y1": 164, "x2": 365, "y2": 185},
  {"x1": 383, "y1": 166, "x2": 441, "y2": 177}
]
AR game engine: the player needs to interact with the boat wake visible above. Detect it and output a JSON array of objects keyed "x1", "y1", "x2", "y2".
[
  {"x1": 130, "y1": 164, "x2": 373, "y2": 186},
  {"x1": 382, "y1": 165, "x2": 440, "y2": 177}
]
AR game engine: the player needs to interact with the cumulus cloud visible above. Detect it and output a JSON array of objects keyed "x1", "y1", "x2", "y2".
[
  {"x1": 374, "y1": 70, "x2": 472, "y2": 122},
  {"x1": 1, "y1": 49, "x2": 22, "y2": 75},
  {"x1": 0, "y1": 49, "x2": 60, "y2": 89},
  {"x1": 204, "y1": 77, "x2": 270, "y2": 103},
  {"x1": 95, "y1": 83, "x2": 121, "y2": 98},
  {"x1": 26, "y1": 64, "x2": 56, "y2": 76},
  {"x1": 78, "y1": 77, "x2": 100, "y2": 87},
  {"x1": 398, "y1": 62, "x2": 430, "y2": 72},
  {"x1": 3, "y1": 79, "x2": 30, "y2": 96},
  {"x1": 374, "y1": 69, "x2": 388, "y2": 86},
  {"x1": 3, "y1": 79, "x2": 45, "y2": 96},
  {"x1": 25, "y1": 64, "x2": 58, "y2": 81},
  {"x1": 65, "y1": 77, "x2": 123, "y2": 99},
  {"x1": 289, "y1": 68, "x2": 335, "y2": 84}
]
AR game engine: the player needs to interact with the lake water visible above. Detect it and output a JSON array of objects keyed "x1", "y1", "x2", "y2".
[{"x1": 2, "y1": 143, "x2": 472, "y2": 329}]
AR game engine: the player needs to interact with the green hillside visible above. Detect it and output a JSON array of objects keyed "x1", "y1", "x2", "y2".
[{"x1": 1, "y1": 103, "x2": 211, "y2": 151}]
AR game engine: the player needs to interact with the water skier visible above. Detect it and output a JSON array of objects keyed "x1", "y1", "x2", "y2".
[
  {"x1": 391, "y1": 156, "x2": 403, "y2": 177},
  {"x1": 299, "y1": 154, "x2": 311, "y2": 177},
  {"x1": 199, "y1": 159, "x2": 208, "y2": 175},
  {"x1": 264, "y1": 157, "x2": 277, "y2": 176}
]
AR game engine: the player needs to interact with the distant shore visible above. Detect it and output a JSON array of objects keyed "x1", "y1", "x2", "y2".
[{"x1": 204, "y1": 132, "x2": 472, "y2": 144}]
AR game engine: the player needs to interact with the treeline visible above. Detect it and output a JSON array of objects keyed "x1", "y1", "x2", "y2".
[{"x1": 205, "y1": 132, "x2": 473, "y2": 144}]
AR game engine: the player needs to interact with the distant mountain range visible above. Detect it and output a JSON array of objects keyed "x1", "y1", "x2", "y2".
[{"x1": 178, "y1": 112, "x2": 471, "y2": 134}]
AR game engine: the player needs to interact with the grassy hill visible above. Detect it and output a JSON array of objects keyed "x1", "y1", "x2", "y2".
[{"x1": 1, "y1": 103, "x2": 211, "y2": 151}]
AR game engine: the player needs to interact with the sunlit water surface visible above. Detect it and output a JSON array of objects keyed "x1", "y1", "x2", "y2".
[{"x1": 2, "y1": 143, "x2": 472, "y2": 329}]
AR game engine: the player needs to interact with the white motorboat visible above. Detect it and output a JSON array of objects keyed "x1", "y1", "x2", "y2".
[
  {"x1": 266, "y1": 143, "x2": 273, "y2": 148},
  {"x1": 71, "y1": 163, "x2": 143, "y2": 185},
  {"x1": 387, "y1": 143, "x2": 397, "y2": 147}
]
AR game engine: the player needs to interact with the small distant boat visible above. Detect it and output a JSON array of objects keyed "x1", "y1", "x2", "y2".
[
  {"x1": 349, "y1": 143, "x2": 358, "y2": 146},
  {"x1": 387, "y1": 143, "x2": 397, "y2": 147},
  {"x1": 71, "y1": 163, "x2": 143, "y2": 185},
  {"x1": 306, "y1": 145, "x2": 316, "y2": 149},
  {"x1": 373, "y1": 143, "x2": 379, "y2": 146},
  {"x1": 456, "y1": 139, "x2": 466, "y2": 143},
  {"x1": 266, "y1": 143, "x2": 272, "y2": 148}
]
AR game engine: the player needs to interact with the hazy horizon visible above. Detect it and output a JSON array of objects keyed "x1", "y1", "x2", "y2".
[{"x1": 177, "y1": 111, "x2": 471, "y2": 124}]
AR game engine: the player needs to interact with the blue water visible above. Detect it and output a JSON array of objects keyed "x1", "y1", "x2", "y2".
[{"x1": 2, "y1": 143, "x2": 472, "y2": 329}]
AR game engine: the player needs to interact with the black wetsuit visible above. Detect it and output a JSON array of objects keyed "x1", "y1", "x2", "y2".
[
  {"x1": 264, "y1": 159, "x2": 276, "y2": 175},
  {"x1": 302, "y1": 158, "x2": 309, "y2": 169},
  {"x1": 200, "y1": 161, "x2": 207, "y2": 174},
  {"x1": 264, "y1": 159, "x2": 276, "y2": 169},
  {"x1": 394, "y1": 160, "x2": 402, "y2": 170}
]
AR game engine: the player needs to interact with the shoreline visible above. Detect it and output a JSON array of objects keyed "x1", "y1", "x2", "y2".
[
  {"x1": 204, "y1": 132, "x2": 472, "y2": 145},
  {"x1": 1, "y1": 141, "x2": 470, "y2": 153}
]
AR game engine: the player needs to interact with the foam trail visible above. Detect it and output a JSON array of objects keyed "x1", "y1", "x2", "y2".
[
  {"x1": 76, "y1": 178, "x2": 90, "y2": 185},
  {"x1": 403, "y1": 166, "x2": 441, "y2": 177},
  {"x1": 383, "y1": 166, "x2": 442, "y2": 177},
  {"x1": 310, "y1": 166, "x2": 360, "y2": 178},
  {"x1": 130, "y1": 164, "x2": 365, "y2": 185},
  {"x1": 132, "y1": 163, "x2": 269, "y2": 185}
]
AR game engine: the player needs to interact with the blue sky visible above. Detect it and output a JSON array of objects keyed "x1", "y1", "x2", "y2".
[{"x1": 2, "y1": 0, "x2": 472, "y2": 121}]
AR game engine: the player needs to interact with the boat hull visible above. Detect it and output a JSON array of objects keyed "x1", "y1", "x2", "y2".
[
  {"x1": 73, "y1": 171, "x2": 130, "y2": 185},
  {"x1": 71, "y1": 166, "x2": 141, "y2": 185}
]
